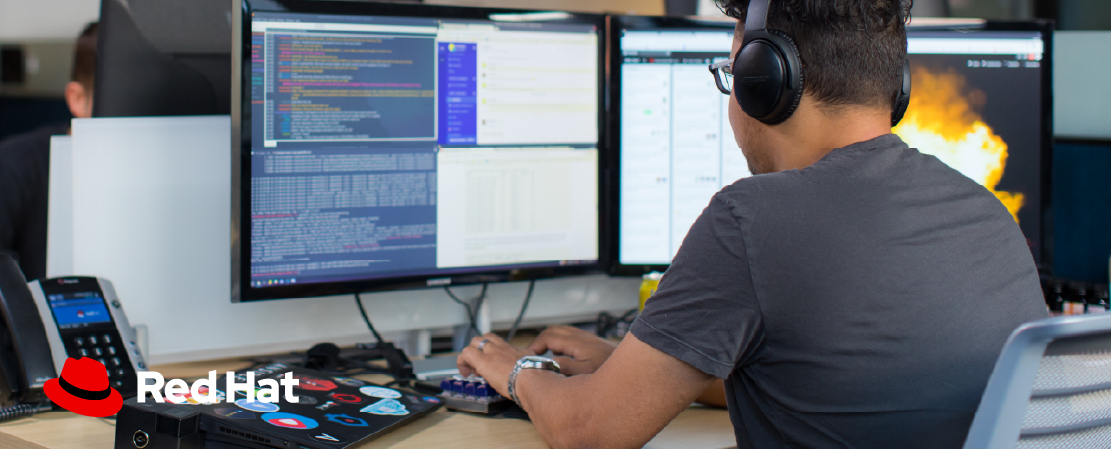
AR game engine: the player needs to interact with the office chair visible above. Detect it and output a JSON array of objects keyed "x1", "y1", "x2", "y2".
[{"x1": 964, "y1": 313, "x2": 1111, "y2": 449}]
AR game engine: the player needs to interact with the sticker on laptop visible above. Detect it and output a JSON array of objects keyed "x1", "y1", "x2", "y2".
[
  {"x1": 325, "y1": 413, "x2": 367, "y2": 427},
  {"x1": 333, "y1": 376, "x2": 365, "y2": 387},
  {"x1": 236, "y1": 398, "x2": 280, "y2": 413},
  {"x1": 359, "y1": 386, "x2": 401, "y2": 399},
  {"x1": 360, "y1": 398, "x2": 408, "y2": 416},
  {"x1": 261, "y1": 412, "x2": 318, "y2": 430}
]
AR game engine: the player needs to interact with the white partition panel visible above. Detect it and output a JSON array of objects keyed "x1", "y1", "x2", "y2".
[
  {"x1": 47, "y1": 135, "x2": 73, "y2": 277},
  {"x1": 65, "y1": 116, "x2": 638, "y2": 364},
  {"x1": 1054, "y1": 31, "x2": 1111, "y2": 140}
]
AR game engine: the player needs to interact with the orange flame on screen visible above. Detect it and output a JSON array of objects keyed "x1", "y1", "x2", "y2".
[{"x1": 893, "y1": 66, "x2": 1023, "y2": 223}]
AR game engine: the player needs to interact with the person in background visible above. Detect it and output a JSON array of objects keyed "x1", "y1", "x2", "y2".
[
  {"x1": 455, "y1": 0, "x2": 1049, "y2": 448},
  {"x1": 0, "y1": 22, "x2": 97, "y2": 281}
]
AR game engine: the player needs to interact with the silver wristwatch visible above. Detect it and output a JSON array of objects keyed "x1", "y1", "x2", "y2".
[{"x1": 507, "y1": 356, "x2": 561, "y2": 409}]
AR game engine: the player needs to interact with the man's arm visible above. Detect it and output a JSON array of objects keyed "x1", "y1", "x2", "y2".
[
  {"x1": 696, "y1": 379, "x2": 728, "y2": 408},
  {"x1": 458, "y1": 332, "x2": 715, "y2": 449},
  {"x1": 527, "y1": 325, "x2": 728, "y2": 408}
]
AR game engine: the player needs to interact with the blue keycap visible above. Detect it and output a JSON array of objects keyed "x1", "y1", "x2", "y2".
[
  {"x1": 451, "y1": 379, "x2": 466, "y2": 394},
  {"x1": 475, "y1": 383, "x2": 489, "y2": 397},
  {"x1": 440, "y1": 379, "x2": 452, "y2": 392},
  {"x1": 463, "y1": 382, "x2": 476, "y2": 396}
]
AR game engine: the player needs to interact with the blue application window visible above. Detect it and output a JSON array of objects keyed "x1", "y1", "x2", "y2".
[{"x1": 438, "y1": 42, "x2": 477, "y2": 145}]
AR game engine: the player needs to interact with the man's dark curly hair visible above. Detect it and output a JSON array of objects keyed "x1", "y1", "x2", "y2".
[{"x1": 717, "y1": 0, "x2": 913, "y2": 111}]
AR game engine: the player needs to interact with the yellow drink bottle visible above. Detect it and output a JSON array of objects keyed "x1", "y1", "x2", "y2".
[{"x1": 639, "y1": 271, "x2": 663, "y2": 311}]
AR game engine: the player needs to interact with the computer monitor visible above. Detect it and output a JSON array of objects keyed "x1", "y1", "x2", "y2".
[
  {"x1": 610, "y1": 17, "x2": 1053, "y2": 274},
  {"x1": 609, "y1": 16, "x2": 748, "y2": 274},
  {"x1": 231, "y1": 1, "x2": 604, "y2": 301},
  {"x1": 898, "y1": 21, "x2": 1054, "y2": 267},
  {"x1": 93, "y1": 0, "x2": 232, "y2": 117}
]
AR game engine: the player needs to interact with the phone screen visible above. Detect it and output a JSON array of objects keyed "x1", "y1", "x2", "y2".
[{"x1": 47, "y1": 292, "x2": 113, "y2": 329}]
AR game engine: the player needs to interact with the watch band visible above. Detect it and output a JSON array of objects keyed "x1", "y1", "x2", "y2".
[{"x1": 508, "y1": 356, "x2": 561, "y2": 410}]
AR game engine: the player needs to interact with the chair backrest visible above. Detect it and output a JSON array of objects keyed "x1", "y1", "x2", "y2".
[{"x1": 964, "y1": 313, "x2": 1111, "y2": 449}]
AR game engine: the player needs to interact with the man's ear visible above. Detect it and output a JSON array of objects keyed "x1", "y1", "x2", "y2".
[{"x1": 65, "y1": 81, "x2": 93, "y2": 119}]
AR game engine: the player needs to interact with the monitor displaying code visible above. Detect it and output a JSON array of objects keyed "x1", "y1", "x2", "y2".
[{"x1": 249, "y1": 12, "x2": 600, "y2": 288}]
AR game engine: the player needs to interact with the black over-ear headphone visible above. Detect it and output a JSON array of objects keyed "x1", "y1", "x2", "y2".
[{"x1": 733, "y1": 0, "x2": 912, "y2": 127}]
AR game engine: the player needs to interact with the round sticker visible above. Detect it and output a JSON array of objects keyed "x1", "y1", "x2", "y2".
[
  {"x1": 332, "y1": 376, "x2": 365, "y2": 387},
  {"x1": 235, "y1": 398, "x2": 280, "y2": 413},
  {"x1": 327, "y1": 392, "x2": 364, "y2": 404},
  {"x1": 261, "y1": 412, "x2": 318, "y2": 430},
  {"x1": 359, "y1": 386, "x2": 401, "y2": 399},
  {"x1": 292, "y1": 375, "x2": 337, "y2": 392}
]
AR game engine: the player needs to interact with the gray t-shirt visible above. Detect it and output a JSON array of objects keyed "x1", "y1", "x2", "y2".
[{"x1": 631, "y1": 134, "x2": 1047, "y2": 449}]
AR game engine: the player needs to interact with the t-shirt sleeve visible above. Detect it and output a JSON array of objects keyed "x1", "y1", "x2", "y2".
[{"x1": 629, "y1": 193, "x2": 762, "y2": 379}]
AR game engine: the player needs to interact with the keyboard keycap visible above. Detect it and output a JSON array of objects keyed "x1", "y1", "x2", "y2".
[
  {"x1": 111, "y1": 357, "x2": 122, "y2": 367},
  {"x1": 88, "y1": 335, "x2": 99, "y2": 345},
  {"x1": 74, "y1": 337, "x2": 85, "y2": 346},
  {"x1": 107, "y1": 346, "x2": 117, "y2": 355},
  {"x1": 102, "y1": 334, "x2": 112, "y2": 344},
  {"x1": 93, "y1": 347, "x2": 103, "y2": 356},
  {"x1": 78, "y1": 348, "x2": 89, "y2": 357}
]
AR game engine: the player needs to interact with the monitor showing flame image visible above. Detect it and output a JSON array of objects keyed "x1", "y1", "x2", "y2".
[{"x1": 894, "y1": 66, "x2": 1024, "y2": 223}]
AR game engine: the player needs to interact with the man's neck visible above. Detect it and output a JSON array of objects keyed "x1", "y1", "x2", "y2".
[{"x1": 765, "y1": 100, "x2": 893, "y2": 172}]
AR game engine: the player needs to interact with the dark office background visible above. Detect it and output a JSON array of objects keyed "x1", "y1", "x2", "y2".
[{"x1": 1, "y1": 0, "x2": 1109, "y2": 284}]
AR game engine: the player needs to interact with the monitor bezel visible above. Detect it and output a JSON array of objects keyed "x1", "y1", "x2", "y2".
[
  {"x1": 232, "y1": 0, "x2": 608, "y2": 302},
  {"x1": 606, "y1": 17, "x2": 1055, "y2": 275}
]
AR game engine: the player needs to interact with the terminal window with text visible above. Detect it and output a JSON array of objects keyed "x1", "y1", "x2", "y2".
[
  {"x1": 249, "y1": 12, "x2": 600, "y2": 288},
  {"x1": 618, "y1": 28, "x2": 1047, "y2": 266}
]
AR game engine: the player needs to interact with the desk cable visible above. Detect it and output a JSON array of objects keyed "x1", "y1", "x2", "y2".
[
  {"x1": 506, "y1": 280, "x2": 536, "y2": 342},
  {"x1": 445, "y1": 284, "x2": 488, "y2": 340}
]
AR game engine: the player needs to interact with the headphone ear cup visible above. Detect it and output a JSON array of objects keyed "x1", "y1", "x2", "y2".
[
  {"x1": 891, "y1": 58, "x2": 912, "y2": 127},
  {"x1": 733, "y1": 29, "x2": 804, "y2": 125}
]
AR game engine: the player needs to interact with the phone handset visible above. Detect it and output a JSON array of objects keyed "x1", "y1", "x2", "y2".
[{"x1": 0, "y1": 254, "x2": 56, "y2": 419}]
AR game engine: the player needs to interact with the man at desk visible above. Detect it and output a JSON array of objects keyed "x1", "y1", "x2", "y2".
[
  {"x1": 458, "y1": 0, "x2": 1047, "y2": 448},
  {"x1": 0, "y1": 22, "x2": 97, "y2": 282}
]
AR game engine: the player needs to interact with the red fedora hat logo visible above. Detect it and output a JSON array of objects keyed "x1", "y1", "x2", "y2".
[{"x1": 44, "y1": 357, "x2": 122, "y2": 417}]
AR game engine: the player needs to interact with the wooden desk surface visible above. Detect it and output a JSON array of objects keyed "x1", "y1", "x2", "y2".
[{"x1": 0, "y1": 358, "x2": 736, "y2": 449}]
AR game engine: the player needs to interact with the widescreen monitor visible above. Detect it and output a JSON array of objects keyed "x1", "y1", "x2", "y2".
[
  {"x1": 232, "y1": 1, "x2": 604, "y2": 301},
  {"x1": 610, "y1": 17, "x2": 1052, "y2": 273}
]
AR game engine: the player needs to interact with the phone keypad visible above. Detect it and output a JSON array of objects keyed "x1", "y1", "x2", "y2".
[{"x1": 65, "y1": 330, "x2": 134, "y2": 390}]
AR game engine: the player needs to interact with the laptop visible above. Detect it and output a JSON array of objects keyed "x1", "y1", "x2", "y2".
[{"x1": 115, "y1": 363, "x2": 441, "y2": 449}]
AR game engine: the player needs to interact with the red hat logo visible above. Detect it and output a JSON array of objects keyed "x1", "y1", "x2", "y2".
[{"x1": 44, "y1": 358, "x2": 122, "y2": 417}]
